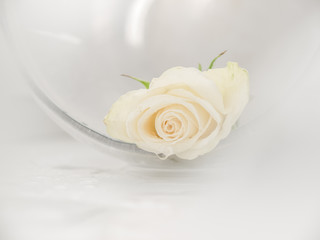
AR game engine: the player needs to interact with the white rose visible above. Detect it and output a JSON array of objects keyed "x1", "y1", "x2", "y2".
[{"x1": 104, "y1": 62, "x2": 249, "y2": 160}]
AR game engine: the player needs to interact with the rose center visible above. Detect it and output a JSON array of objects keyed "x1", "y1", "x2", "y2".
[
  {"x1": 155, "y1": 109, "x2": 187, "y2": 142},
  {"x1": 162, "y1": 118, "x2": 181, "y2": 135}
]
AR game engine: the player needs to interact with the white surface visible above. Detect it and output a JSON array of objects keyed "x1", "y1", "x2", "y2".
[{"x1": 1, "y1": 15, "x2": 320, "y2": 240}]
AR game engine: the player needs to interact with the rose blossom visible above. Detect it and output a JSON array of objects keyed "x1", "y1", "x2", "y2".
[{"x1": 104, "y1": 62, "x2": 249, "y2": 160}]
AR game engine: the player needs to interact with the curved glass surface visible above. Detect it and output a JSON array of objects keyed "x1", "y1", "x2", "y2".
[{"x1": 1, "y1": 0, "x2": 320, "y2": 163}]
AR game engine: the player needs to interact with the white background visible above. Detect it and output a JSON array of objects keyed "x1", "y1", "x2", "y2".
[{"x1": 1, "y1": 25, "x2": 320, "y2": 239}]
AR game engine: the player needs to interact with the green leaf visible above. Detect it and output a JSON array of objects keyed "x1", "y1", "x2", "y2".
[
  {"x1": 121, "y1": 74, "x2": 150, "y2": 89},
  {"x1": 208, "y1": 50, "x2": 227, "y2": 70},
  {"x1": 198, "y1": 63, "x2": 202, "y2": 71}
]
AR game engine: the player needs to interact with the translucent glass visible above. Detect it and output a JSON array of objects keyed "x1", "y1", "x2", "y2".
[{"x1": 1, "y1": 0, "x2": 320, "y2": 164}]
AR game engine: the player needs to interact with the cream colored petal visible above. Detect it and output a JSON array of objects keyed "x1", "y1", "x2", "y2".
[
  {"x1": 203, "y1": 62, "x2": 249, "y2": 115},
  {"x1": 167, "y1": 88, "x2": 222, "y2": 126},
  {"x1": 127, "y1": 94, "x2": 199, "y2": 139},
  {"x1": 167, "y1": 89, "x2": 224, "y2": 159},
  {"x1": 103, "y1": 89, "x2": 148, "y2": 142},
  {"x1": 150, "y1": 67, "x2": 225, "y2": 113},
  {"x1": 176, "y1": 124, "x2": 222, "y2": 160},
  {"x1": 127, "y1": 94, "x2": 203, "y2": 157},
  {"x1": 203, "y1": 62, "x2": 249, "y2": 138},
  {"x1": 164, "y1": 88, "x2": 226, "y2": 159},
  {"x1": 135, "y1": 91, "x2": 222, "y2": 159},
  {"x1": 155, "y1": 107, "x2": 194, "y2": 142}
]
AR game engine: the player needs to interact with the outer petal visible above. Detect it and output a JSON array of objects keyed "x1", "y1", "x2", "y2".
[
  {"x1": 104, "y1": 89, "x2": 147, "y2": 142},
  {"x1": 203, "y1": 62, "x2": 249, "y2": 138},
  {"x1": 150, "y1": 67, "x2": 225, "y2": 113},
  {"x1": 203, "y1": 62, "x2": 249, "y2": 115}
]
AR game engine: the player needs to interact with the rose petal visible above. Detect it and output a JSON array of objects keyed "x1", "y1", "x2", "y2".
[
  {"x1": 126, "y1": 94, "x2": 202, "y2": 157},
  {"x1": 155, "y1": 107, "x2": 189, "y2": 142},
  {"x1": 150, "y1": 67, "x2": 225, "y2": 113},
  {"x1": 103, "y1": 89, "x2": 148, "y2": 142},
  {"x1": 203, "y1": 62, "x2": 249, "y2": 139}
]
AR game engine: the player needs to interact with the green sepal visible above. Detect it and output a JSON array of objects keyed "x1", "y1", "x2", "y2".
[
  {"x1": 121, "y1": 74, "x2": 150, "y2": 89},
  {"x1": 208, "y1": 50, "x2": 227, "y2": 70}
]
